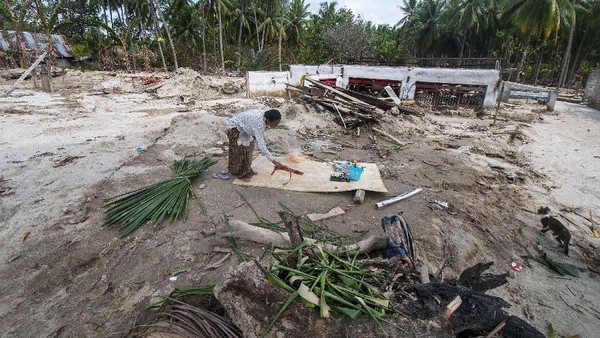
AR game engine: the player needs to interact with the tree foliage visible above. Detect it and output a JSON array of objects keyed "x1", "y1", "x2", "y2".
[{"x1": 0, "y1": 0, "x2": 598, "y2": 86}]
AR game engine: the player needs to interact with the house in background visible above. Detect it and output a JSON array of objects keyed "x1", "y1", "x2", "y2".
[{"x1": 0, "y1": 30, "x2": 74, "y2": 68}]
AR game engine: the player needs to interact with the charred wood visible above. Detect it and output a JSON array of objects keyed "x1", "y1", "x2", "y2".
[
  {"x1": 458, "y1": 261, "x2": 509, "y2": 293},
  {"x1": 403, "y1": 283, "x2": 544, "y2": 338}
]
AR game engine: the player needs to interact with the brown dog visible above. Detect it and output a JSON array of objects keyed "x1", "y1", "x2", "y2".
[{"x1": 538, "y1": 206, "x2": 571, "y2": 255}]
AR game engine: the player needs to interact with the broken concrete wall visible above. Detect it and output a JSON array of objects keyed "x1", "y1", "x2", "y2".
[
  {"x1": 408, "y1": 67, "x2": 499, "y2": 107},
  {"x1": 288, "y1": 65, "x2": 500, "y2": 107},
  {"x1": 585, "y1": 70, "x2": 600, "y2": 109},
  {"x1": 341, "y1": 66, "x2": 500, "y2": 107},
  {"x1": 249, "y1": 65, "x2": 500, "y2": 106},
  {"x1": 501, "y1": 81, "x2": 557, "y2": 111},
  {"x1": 341, "y1": 65, "x2": 408, "y2": 95},
  {"x1": 246, "y1": 71, "x2": 289, "y2": 97}
]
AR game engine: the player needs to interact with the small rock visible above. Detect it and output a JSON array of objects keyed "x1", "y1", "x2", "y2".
[
  {"x1": 199, "y1": 183, "x2": 206, "y2": 189},
  {"x1": 354, "y1": 189, "x2": 365, "y2": 204}
]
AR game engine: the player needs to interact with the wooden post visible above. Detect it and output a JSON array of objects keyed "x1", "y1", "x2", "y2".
[
  {"x1": 32, "y1": 68, "x2": 38, "y2": 88},
  {"x1": 40, "y1": 63, "x2": 52, "y2": 92},
  {"x1": 493, "y1": 82, "x2": 505, "y2": 127},
  {"x1": 3, "y1": 51, "x2": 48, "y2": 97},
  {"x1": 278, "y1": 211, "x2": 304, "y2": 268}
]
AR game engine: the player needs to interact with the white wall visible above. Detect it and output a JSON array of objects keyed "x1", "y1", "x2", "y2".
[
  {"x1": 246, "y1": 71, "x2": 289, "y2": 97},
  {"x1": 289, "y1": 64, "x2": 342, "y2": 85}
]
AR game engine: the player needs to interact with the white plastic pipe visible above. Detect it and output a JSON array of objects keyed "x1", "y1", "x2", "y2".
[{"x1": 375, "y1": 188, "x2": 423, "y2": 209}]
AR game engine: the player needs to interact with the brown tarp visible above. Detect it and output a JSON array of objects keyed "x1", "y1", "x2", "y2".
[{"x1": 233, "y1": 155, "x2": 388, "y2": 193}]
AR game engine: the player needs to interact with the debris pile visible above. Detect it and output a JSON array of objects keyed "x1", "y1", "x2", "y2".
[
  {"x1": 289, "y1": 77, "x2": 423, "y2": 129},
  {"x1": 140, "y1": 210, "x2": 545, "y2": 338}
]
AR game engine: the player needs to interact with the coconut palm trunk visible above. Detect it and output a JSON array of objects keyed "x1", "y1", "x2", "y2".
[
  {"x1": 201, "y1": 2, "x2": 207, "y2": 72},
  {"x1": 236, "y1": 0, "x2": 245, "y2": 72},
  {"x1": 153, "y1": 0, "x2": 178, "y2": 70},
  {"x1": 216, "y1": 0, "x2": 225, "y2": 73},
  {"x1": 516, "y1": 30, "x2": 532, "y2": 82},
  {"x1": 260, "y1": 0, "x2": 270, "y2": 51},
  {"x1": 149, "y1": 0, "x2": 167, "y2": 71},
  {"x1": 252, "y1": 0, "x2": 261, "y2": 51},
  {"x1": 278, "y1": 2, "x2": 284, "y2": 71},
  {"x1": 558, "y1": 12, "x2": 576, "y2": 89}
]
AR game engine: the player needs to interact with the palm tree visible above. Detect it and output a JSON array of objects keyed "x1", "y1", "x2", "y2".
[
  {"x1": 557, "y1": 0, "x2": 576, "y2": 88},
  {"x1": 233, "y1": 0, "x2": 251, "y2": 71},
  {"x1": 369, "y1": 24, "x2": 403, "y2": 61},
  {"x1": 452, "y1": 0, "x2": 494, "y2": 58},
  {"x1": 216, "y1": 0, "x2": 225, "y2": 72},
  {"x1": 277, "y1": 0, "x2": 290, "y2": 70},
  {"x1": 1, "y1": 0, "x2": 35, "y2": 67},
  {"x1": 397, "y1": 0, "x2": 420, "y2": 57},
  {"x1": 413, "y1": 0, "x2": 447, "y2": 57},
  {"x1": 501, "y1": 0, "x2": 572, "y2": 81},
  {"x1": 33, "y1": 0, "x2": 67, "y2": 68},
  {"x1": 397, "y1": 0, "x2": 418, "y2": 27},
  {"x1": 165, "y1": 0, "x2": 206, "y2": 69},
  {"x1": 148, "y1": 0, "x2": 167, "y2": 70},
  {"x1": 567, "y1": 0, "x2": 600, "y2": 84},
  {"x1": 286, "y1": 0, "x2": 309, "y2": 48},
  {"x1": 153, "y1": 0, "x2": 178, "y2": 70}
]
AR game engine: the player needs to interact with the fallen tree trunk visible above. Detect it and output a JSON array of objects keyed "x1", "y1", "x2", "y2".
[{"x1": 218, "y1": 220, "x2": 387, "y2": 255}]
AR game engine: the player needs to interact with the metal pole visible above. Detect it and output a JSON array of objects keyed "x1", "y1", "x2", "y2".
[{"x1": 492, "y1": 82, "x2": 505, "y2": 127}]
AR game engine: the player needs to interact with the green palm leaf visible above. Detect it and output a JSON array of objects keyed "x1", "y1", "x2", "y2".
[{"x1": 104, "y1": 156, "x2": 217, "y2": 237}]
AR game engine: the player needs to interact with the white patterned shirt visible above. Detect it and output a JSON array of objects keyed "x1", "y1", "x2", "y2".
[{"x1": 226, "y1": 109, "x2": 274, "y2": 161}]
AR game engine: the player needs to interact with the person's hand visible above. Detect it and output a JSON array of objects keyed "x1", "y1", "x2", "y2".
[{"x1": 272, "y1": 160, "x2": 284, "y2": 169}]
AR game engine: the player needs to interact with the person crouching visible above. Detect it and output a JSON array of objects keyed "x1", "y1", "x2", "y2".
[{"x1": 224, "y1": 108, "x2": 283, "y2": 179}]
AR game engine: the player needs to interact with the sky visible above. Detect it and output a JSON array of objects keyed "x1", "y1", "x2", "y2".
[{"x1": 305, "y1": 0, "x2": 405, "y2": 26}]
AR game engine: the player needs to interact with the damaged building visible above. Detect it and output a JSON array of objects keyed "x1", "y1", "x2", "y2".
[{"x1": 247, "y1": 64, "x2": 501, "y2": 109}]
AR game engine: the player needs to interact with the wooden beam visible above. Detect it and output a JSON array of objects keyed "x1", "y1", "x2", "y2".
[
  {"x1": 372, "y1": 127, "x2": 405, "y2": 146},
  {"x1": 305, "y1": 76, "x2": 364, "y2": 103}
]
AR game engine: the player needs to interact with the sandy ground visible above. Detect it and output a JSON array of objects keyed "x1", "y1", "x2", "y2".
[{"x1": 0, "y1": 69, "x2": 599, "y2": 338}]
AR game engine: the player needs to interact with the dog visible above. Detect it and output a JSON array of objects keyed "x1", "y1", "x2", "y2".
[{"x1": 538, "y1": 206, "x2": 571, "y2": 255}]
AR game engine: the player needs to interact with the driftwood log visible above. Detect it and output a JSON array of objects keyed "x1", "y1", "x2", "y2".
[{"x1": 218, "y1": 219, "x2": 387, "y2": 255}]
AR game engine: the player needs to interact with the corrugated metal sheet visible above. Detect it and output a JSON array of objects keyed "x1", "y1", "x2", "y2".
[{"x1": 0, "y1": 30, "x2": 74, "y2": 58}]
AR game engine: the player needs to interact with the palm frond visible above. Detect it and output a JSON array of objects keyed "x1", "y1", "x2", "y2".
[
  {"x1": 147, "y1": 284, "x2": 217, "y2": 310},
  {"x1": 144, "y1": 295, "x2": 241, "y2": 338},
  {"x1": 104, "y1": 156, "x2": 217, "y2": 237}
]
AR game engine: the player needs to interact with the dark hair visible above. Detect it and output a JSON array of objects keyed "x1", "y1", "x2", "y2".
[{"x1": 264, "y1": 109, "x2": 281, "y2": 121}]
